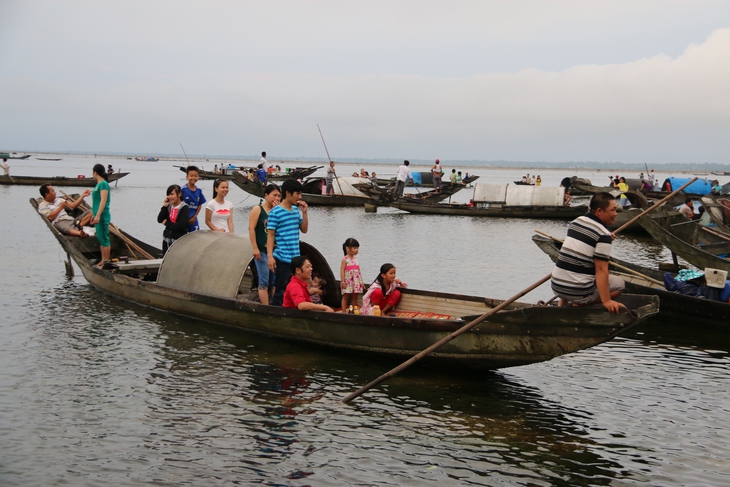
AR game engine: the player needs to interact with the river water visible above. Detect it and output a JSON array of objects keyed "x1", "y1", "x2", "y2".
[{"x1": 2, "y1": 156, "x2": 729, "y2": 486}]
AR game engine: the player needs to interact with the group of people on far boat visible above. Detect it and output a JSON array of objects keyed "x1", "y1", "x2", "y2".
[{"x1": 520, "y1": 174, "x2": 542, "y2": 186}]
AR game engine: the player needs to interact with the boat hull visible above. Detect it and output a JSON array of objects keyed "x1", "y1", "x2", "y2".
[
  {"x1": 31, "y1": 197, "x2": 658, "y2": 370},
  {"x1": 388, "y1": 200, "x2": 588, "y2": 219},
  {"x1": 532, "y1": 234, "x2": 730, "y2": 328},
  {"x1": 1, "y1": 173, "x2": 129, "y2": 186}
]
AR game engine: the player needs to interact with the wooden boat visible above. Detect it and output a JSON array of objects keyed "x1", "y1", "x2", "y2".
[
  {"x1": 700, "y1": 196, "x2": 730, "y2": 232},
  {"x1": 135, "y1": 156, "x2": 159, "y2": 162},
  {"x1": 351, "y1": 180, "x2": 466, "y2": 205},
  {"x1": 30, "y1": 196, "x2": 659, "y2": 370},
  {"x1": 376, "y1": 172, "x2": 479, "y2": 188},
  {"x1": 35, "y1": 157, "x2": 62, "y2": 161},
  {"x1": 532, "y1": 233, "x2": 730, "y2": 328},
  {"x1": 232, "y1": 172, "x2": 373, "y2": 207},
  {"x1": 638, "y1": 209, "x2": 730, "y2": 273},
  {"x1": 571, "y1": 176, "x2": 719, "y2": 206},
  {"x1": 0, "y1": 172, "x2": 129, "y2": 187},
  {"x1": 0, "y1": 153, "x2": 31, "y2": 159},
  {"x1": 176, "y1": 165, "x2": 322, "y2": 181},
  {"x1": 385, "y1": 183, "x2": 588, "y2": 219}
]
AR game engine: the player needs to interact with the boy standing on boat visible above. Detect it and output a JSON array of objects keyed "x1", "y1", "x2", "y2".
[
  {"x1": 551, "y1": 192, "x2": 625, "y2": 314},
  {"x1": 181, "y1": 165, "x2": 206, "y2": 232},
  {"x1": 267, "y1": 179, "x2": 309, "y2": 306}
]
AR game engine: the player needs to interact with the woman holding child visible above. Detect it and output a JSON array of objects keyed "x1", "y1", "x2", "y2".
[{"x1": 248, "y1": 184, "x2": 281, "y2": 305}]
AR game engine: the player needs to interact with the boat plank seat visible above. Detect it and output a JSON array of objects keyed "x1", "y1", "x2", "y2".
[
  {"x1": 115, "y1": 259, "x2": 163, "y2": 272},
  {"x1": 398, "y1": 291, "x2": 527, "y2": 319}
]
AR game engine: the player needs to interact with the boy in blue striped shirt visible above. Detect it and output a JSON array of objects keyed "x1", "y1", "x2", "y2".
[{"x1": 267, "y1": 179, "x2": 309, "y2": 306}]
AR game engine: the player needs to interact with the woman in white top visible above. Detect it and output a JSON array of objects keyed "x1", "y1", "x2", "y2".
[{"x1": 205, "y1": 179, "x2": 234, "y2": 232}]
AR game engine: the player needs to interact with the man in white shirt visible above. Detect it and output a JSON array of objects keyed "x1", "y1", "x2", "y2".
[
  {"x1": 38, "y1": 185, "x2": 92, "y2": 237},
  {"x1": 260, "y1": 151, "x2": 268, "y2": 171},
  {"x1": 1, "y1": 157, "x2": 9, "y2": 176},
  {"x1": 394, "y1": 160, "x2": 412, "y2": 198}
]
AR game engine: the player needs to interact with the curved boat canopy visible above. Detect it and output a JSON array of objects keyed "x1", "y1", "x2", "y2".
[{"x1": 158, "y1": 231, "x2": 254, "y2": 299}]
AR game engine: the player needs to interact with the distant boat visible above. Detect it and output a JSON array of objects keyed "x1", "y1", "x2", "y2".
[
  {"x1": 0, "y1": 153, "x2": 31, "y2": 160},
  {"x1": 36, "y1": 157, "x2": 63, "y2": 161},
  {"x1": 175, "y1": 164, "x2": 322, "y2": 181},
  {"x1": 385, "y1": 183, "x2": 586, "y2": 219},
  {"x1": 376, "y1": 172, "x2": 479, "y2": 188},
  {"x1": 135, "y1": 156, "x2": 159, "y2": 162},
  {"x1": 0, "y1": 172, "x2": 129, "y2": 187}
]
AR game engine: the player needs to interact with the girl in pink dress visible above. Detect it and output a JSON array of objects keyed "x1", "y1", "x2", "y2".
[{"x1": 340, "y1": 237, "x2": 364, "y2": 312}]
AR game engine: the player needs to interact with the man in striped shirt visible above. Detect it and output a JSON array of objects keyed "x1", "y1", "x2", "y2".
[
  {"x1": 267, "y1": 179, "x2": 309, "y2": 306},
  {"x1": 551, "y1": 192, "x2": 625, "y2": 314}
]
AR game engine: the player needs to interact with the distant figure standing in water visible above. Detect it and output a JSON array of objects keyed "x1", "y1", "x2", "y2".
[{"x1": 91, "y1": 163, "x2": 112, "y2": 267}]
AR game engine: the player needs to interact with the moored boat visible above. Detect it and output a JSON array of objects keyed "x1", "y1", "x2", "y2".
[
  {"x1": 1, "y1": 172, "x2": 129, "y2": 187},
  {"x1": 352, "y1": 180, "x2": 467, "y2": 205},
  {"x1": 385, "y1": 183, "x2": 588, "y2": 219},
  {"x1": 31, "y1": 197, "x2": 659, "y2": 371},
  {"x1": 638, "y1": 209, "x2": 730, "y2": 273},
  {"x1": 176, "y1": 165, "x2": 322, "y2": 181},
  {"x1": 376, "y1": 172, "x2": 479, "y2": 188},
  {"x1": 571, "y1": 176, "x2": 721, "y2": 206},
  {"x1": 232, "y1": 172, "x2": 373, "y2": 207},
  {"x1": 532, "y1": 233, "x2": 730, "y2": 328},
  {"x1": 0, "y1": 153, "x2": 31, "y2": 159}
]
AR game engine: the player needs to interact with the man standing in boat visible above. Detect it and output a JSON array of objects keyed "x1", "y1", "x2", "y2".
[
  {"x1": 431, "y1": 159, "x2": 443, "y2": 193},
  {"x1": 551, "y1": 192, "x2": 625, "y2": 314},
  {"x1": 1, "y1": 157, "x2": 9, "y2": 176},
  {"x1": 260, "y1": 151, "x2": 268, "y2": 171},
  {"x1": 394, "y1": 160, "x2": 412, "y2": 198}
]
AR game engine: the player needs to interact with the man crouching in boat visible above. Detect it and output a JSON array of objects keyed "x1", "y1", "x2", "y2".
[
  {"x1": 38, "y1": 185, "x2": 93, "y2": 238},
  {"x1": 283, "y1": 256, "x2": 334, "y2": 312},
  {"x1": 551, "y1": 192, "x2": 625, "y2": 314}
]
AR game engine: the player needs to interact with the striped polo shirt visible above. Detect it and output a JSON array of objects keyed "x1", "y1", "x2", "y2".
[
  {"x1": 267, "y1": 204, "x2": 303, "y2": 263},
  {"x1": 551, "y1": 213, "x2": 612, "y2": 298}
]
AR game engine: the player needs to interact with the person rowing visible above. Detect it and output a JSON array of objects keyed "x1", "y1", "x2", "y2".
[{"x1": 550, "y1": 192, "x2": 625, "y2": 314}]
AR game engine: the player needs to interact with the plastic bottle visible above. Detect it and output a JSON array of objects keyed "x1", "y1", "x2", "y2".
[{"x1": 372, "y1": 305, "x2": 381, "y2": 316}]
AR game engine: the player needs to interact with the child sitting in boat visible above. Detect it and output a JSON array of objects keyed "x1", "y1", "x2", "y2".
[{"x1": 361, "y1": 263, "x2": 408, "y2": 316}]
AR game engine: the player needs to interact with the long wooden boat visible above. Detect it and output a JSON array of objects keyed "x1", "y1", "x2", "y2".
[
  {"x1": 36, "y1": 157, "x2": 63, "y2": 161},
  {"x1": 176, "y1": 165, "x2": 322, "y2": 181},
  {"x1": 31, "y1": 196, "x2": 658, "y2": 371},
  {"x1": 638, "y1": 209, "x2": 730, "y2": 273},
  {"x1": 0, "y1": 153, "x2": 31, "y2": 159},
  {"x1": 532, "y1": 233, "x2": 730, "y2": 328},
  {"x1": 376, "y1": 172, "x2": 480, "y2": 188},
  {"x1": 351, "y1": 181, "x2": 466, "y2": 205},
  {"x1": 386, "y1": 199, "x2": 588, "y2": 219},
  {"x1": 231, "y1": 172, "x2": 373, "y2": 207},
  {"x1": 1, "y1": 172, "x2": 129, "y2": 187},
  {"x1": 571, "y1": 176, "x2": 719, "y2": 206}
]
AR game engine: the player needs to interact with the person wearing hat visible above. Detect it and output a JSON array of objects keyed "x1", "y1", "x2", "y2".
[
  {"x1": 666, "y1": 268, "x2": 730, "y2": 303},
  {"x1": 431, "y1": 159, "x2": 443, "y2": 193},
  {"x1": 551, "y1": 192, "x2": 625, "y2": 313}
]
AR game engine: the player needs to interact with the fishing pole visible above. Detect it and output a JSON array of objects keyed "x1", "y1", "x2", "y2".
[{"x1": 317, "y1": 124, "x2": 344, "y2": 196}]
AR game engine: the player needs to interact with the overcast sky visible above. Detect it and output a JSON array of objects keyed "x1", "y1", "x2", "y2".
[{"x1": 1, "y1": 1, "x2": 729, "y2": 164}]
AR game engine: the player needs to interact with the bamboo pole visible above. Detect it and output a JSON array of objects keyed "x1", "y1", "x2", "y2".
[
  {"x1": 341, "y1": 273, "x2": 552, "y2": 404},
  {"x1": 60, "y1": 190, "x2": 154, "y2": 261}
]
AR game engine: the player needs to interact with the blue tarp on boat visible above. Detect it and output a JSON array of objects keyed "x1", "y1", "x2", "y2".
[
  {"x1": 662, "y1": 178, "x2": 714, "y2": 195},
  {"x1": 411, "y1": 172, "x2": 422, "y2": 185}
]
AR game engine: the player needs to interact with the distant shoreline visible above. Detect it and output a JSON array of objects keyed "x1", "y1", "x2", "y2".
[{"x1": 7, "y1": 150, "x2": 727, "y2": 174}]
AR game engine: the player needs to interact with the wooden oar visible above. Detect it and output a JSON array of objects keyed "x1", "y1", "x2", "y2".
[
  {"x1": 534, "y1": 230, "x2": 664, "y2": 287},
  {"x1": 341, "y1": 273, "x2": 552, "y2": 404},
  {"x1": 612, "y1": 177, "x2": 699, "y2": 234}
]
